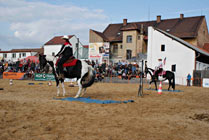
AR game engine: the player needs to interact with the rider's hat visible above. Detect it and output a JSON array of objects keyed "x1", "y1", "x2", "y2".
[{"x1": 62, "y1": 35, "x2": 69, "y2": 40}]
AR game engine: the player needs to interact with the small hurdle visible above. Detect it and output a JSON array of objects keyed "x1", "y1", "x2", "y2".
[
  {"x1": 28, "y1": 83, "x2": 44, "y2": 85},
  {"x1": 9, "y1": 79, "x2": 13, "y2": 86}
]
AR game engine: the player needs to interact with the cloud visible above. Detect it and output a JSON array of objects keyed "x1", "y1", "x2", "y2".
[{"x1": 0, "y1": 0, "x2": 109, "y2": 50}]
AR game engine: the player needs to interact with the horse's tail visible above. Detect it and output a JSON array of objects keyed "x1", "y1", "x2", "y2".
[
  {"x1": 81, "y1": 66, "x2": 95, "y2": 88},
  {"x1": 172, "y1": 73, "x2": 175, "y2": 90}
]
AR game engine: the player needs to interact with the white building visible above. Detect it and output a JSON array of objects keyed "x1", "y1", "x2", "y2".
[
  {"x1": 43, "y1": 35, "x2": 88, "y2": 59},
  {"x1": 0, "y1": 48, "x2": 43, "y2": 62},
  {"x1": 147, "y1": 27, "x2": 209, "y2": 85}
]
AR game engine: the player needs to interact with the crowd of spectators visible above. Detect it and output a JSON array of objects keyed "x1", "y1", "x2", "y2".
[
  {"x1": 91, "y1": 60, "x2": 141, "y2": 81},
  {"x1": 0, "y1": 58, "x2": 141, "y2": 81},
  {"x1": 0, "y1": 59, "x2": 40, "y2": 79}
]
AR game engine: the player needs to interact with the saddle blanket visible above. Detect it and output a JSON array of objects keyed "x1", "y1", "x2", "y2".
[
  {"x1": 159, "y1": 71, "x2": 166, "y2": 76},
  {"x1": 54, "y1": 97, "x2": 134, "y2": 104},
  {"x1": 56, "y1": 59, "x2": 78, "y2": 67},
  {"x1": 154, "y1": 70, "x2": 166, "y2": 76}
]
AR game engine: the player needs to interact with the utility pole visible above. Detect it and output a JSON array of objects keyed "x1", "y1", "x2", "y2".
[
  {"x1": 138, "y1": 60, "x2": 144, "y2": 97},
  {"x1": 76, "y1": 38, "x2": 79, "y2": 59}
]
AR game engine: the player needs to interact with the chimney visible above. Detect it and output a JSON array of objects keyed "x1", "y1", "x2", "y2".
[
  {"x1": 157, "y1": 15, "x2": 161, "y2": 23},
  {"x1": 180, "y1": 14, "x2": 184, "y2": 19},
  {"x1": 123, "y1": 19, "x2": 127, "y2": 26},
  {"x1": 140, "y1": 24, "x2": 144, "y2": 34}
]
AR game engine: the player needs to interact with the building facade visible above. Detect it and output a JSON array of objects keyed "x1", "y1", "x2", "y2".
[
  {"x1": 147, "y1": 27, "x2": 209, "y2": 85},
  {"x1": 0, "y1": 48, "x2": 43, "y2": 62},
  {"x1": 89, "y1": 14, "x2": 209, "y2": 63},
  {"x1": 43, "y1": 35, "x2": 88, "y2": 59}
]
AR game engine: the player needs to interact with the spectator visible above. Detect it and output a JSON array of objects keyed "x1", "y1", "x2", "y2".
[
  {"x1": 101, "y1": 60, "x2": 106, "y2": 73},
  {"x1": 22, "y1": 58, "x2": 27, "y2": 72},
  {"x1": 122, "y1": 70, "x2": 127, "y2": 80},
  {"x1": 31, "y1": 61, "x2": 35, "y2": 71},
  {"x1": 187, "y1": 73, "x2": 191, "y2": 86}
]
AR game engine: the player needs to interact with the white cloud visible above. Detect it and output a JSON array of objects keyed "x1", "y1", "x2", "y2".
[{"x1": 0, "y1": 0, "x2": 109, "y2": 50}]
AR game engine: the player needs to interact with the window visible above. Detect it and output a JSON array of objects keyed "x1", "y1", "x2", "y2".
[
  {"x1": 120, "y1": 45, "x2": 123, "y2": 49},
  {"x1": 22, "y1": 53, "x2": 26, "y2": 57},
  {"x1": 12, "y1": 53, "x2": 16, "y2": 58},
  {"x1": 3, "y1": 53, "x2": 7, "y2": 58},
  {"x1": 113, "y1": 44, "x2": 118, "y2": 53},
  {"x1": 52, "y1": 52, "x2": 55, "y2": 56},
  {"x1": 126, "y1": 49, "x2": 132, "y2": 59},
  {"x1": 171, "y1": 64, "x2": 176, "y2": 72},
  {"x1": 127, "y1": 35, "x2": 132, "y2": 43},
  {"x1": 19, "y1": 53, "x2": 21, "y2": 58},
  {"x1": 161, "y1": 44, "x2": 165, "y2": 51},
  {"x1": 166, "y1": 29, "x2": 170, "y2": 32},
  {"x1": 138, "y1": 35, "x2": 141, "y2": 40}
]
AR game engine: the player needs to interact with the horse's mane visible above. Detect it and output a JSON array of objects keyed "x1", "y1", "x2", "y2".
[
  {"x1": 45, "y1": 55, "x2": 57, "y2": 65},
  {"x1": 145, "y1": 67, "x2": 155, "y2": 77}
]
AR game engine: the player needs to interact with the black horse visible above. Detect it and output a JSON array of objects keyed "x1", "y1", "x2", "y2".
[
  {"x1": 39, "y1": 54, "x2": 95, "y2": 98},
  {"x1": 144, "y1": 63, "x2": 175, "y2": 91}
]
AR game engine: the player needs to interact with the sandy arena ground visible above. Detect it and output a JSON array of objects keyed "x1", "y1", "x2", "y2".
[{"x1": 0, "y1": 79, "x2": 209, "y2": 140}]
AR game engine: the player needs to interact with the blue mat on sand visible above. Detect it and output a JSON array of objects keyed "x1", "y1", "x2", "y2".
[
  {"x1": 145, "y1": 88, "x2": 183, "y2": 92},
  {"x1": 55, "y1": 97, "x2": 134, "y2": 104}
]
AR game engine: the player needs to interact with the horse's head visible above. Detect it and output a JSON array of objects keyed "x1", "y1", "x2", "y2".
[{"x1": 39, "y1": 54, "x2": 47, "y2": 72}]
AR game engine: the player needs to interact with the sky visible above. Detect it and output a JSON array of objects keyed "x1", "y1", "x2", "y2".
[{"x1": 0, "y1": 0, "x2": 209, "y2": 51}]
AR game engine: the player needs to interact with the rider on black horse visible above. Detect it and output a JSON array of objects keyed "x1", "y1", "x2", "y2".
[
  {"x1": 154, "y1": 58, "x2": 163, "y2": 79},
  {"x1": 55, "y1": 35, "x2": 73, "y2": 80}
]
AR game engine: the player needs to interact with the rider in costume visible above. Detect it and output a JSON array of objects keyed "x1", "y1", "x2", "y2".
[
  {"x1": 55, "y1": 35, "x2": 73, "y2": 79},
  {"x1": 155, "y1": 58, "x2": 163, "y2": 77}
]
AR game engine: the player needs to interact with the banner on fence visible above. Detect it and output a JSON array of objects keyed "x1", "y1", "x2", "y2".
[
  {"x1": 3, "y1": 72, "x2": 25, "y2": 79},
  {"x1": 34, "y1": 73, "x2": 55, "y2": 81},
  {"x1": 89, "y1": 42, "x2": 110, "y2": 64},
  {"x1": 203, "y1": 78, "x2": 209, "y2": 88}
]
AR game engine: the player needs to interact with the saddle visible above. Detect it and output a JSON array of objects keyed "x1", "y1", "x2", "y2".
[
  {"x1": 56, "y1": 57, "x2": 78, "y2": 67},
  {"x1": 154, "y1": 70, "x2": 166, "y2": 76},
  {"x1": 158, "y1": 70, "x2": 166, "y2": 76}
]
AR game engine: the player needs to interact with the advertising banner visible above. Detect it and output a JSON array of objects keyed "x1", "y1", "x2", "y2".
[
  {"x1": 3, "y1": 72, "x2": 25, "y2": 79},
  {"x1": 203, "y1": 78, "x2": 209, "y2": 88},
  {"x1": 34, "y1": 73, "x2": 55, "y2": 81},
  {"x1": 89, "y1": 42, "x2": 109, "y2": 63}
]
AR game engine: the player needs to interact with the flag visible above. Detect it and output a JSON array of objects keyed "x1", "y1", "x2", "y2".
[{"x1": 163, "y1": 57, "x2": 166, "y2": 65}]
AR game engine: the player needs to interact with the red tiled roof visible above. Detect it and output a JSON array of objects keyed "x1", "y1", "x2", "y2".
[
  {"x1": 0, "y1": 48, "x2": 43, "y2": 53},
  {"x1": 103, "y1": 24, "x2": 123, "y2": 42},
  {"x1": 44, "y1": 35, "x2": 74, "y2": 45},
  {"x1": 98, "y1": 15, "x2": 205, "y2": 42},
  {"x1": 203, "y1": 43, "x2": 209, "y2": 53}
]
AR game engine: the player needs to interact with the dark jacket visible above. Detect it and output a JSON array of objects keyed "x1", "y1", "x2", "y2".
[{"x1": 56, "y1": 42, "x2": 73, "y2": 57}]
